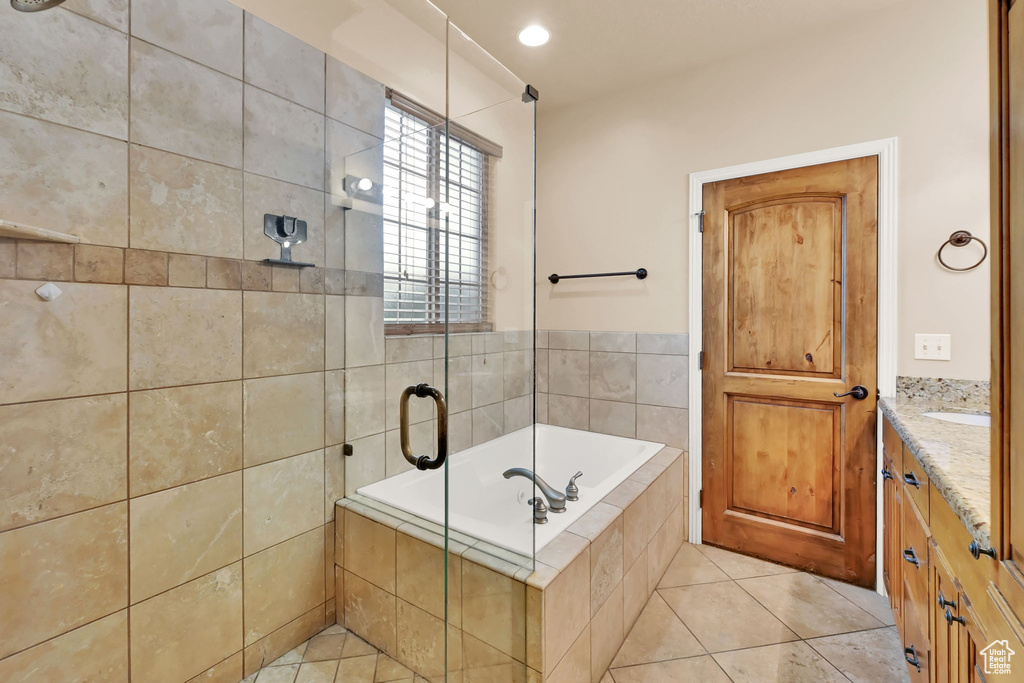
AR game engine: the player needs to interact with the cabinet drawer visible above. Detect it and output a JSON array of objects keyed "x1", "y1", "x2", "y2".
[
  {"x1": 883, "y1": 416, "x2": 903, "y2": 475},
  {"x1": 928, "y1": 487, "x2": 997, "y2": 605},
  {"x1": 900, "y1": 452, "x2": 930, "y2": 524},
  {"x1": 902, "y1": 494, "x2": 930, "y2": 605},
  {"x1": 902, "y1": 584, "x2": 932, "y2": 682}
]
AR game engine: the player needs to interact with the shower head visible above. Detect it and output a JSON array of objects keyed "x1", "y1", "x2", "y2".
[{"x1": 11, "y1": 0, "x2": 68, "y2": 11}]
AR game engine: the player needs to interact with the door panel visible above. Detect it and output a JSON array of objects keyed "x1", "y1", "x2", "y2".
[{"x1": 702, "y1": 156, "x2": 879, "y2": 586}]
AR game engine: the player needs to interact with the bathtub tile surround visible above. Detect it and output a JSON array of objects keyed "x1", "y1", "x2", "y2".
[
  {"x1": 0, "y1": 0, "x2": 387, "y2": 678},
  {"x1": 335, "y1": 445, "x2": 687, "y2": 682},
  {"x1": 539, "y1": 330, "x2": 690, "y2": 450}
]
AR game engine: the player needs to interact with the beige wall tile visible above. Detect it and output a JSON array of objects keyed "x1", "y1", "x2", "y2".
[
  {"x1": 207, "y1": 258, "x2": 241, "y2": 289},
  {"x1": 637, "y1": 354, "x2": 688, "y2": 408},
  {"x1": 131, "y1": 39, "x2": 243, "y2": 168},
  {"x1": 0, "y1": 238, "x2": 15, "y2": 278},
  {"x1": 244, "y1": 529, "x2": 326, "y2": 645},
  {"x1": 590, "y1": 517, "x2": 624, "y2": 617},
  {"x1": 590, "y1": 332, "x2": 636, "y2": 353},
  {"x1": 385, "y1": 360, "x2": 434, "y2": 430},
  {"x1": 0, "y1": 280, "x2": 127, "y2": 405},
  {"x1": 462, "y1": 559, "x2": 526, "y2": 662},
  {"x1": 344, "y1": 292, "x2": 384, "y2": 367},
  {"x1": 244, "y1": 450, "x2": 324, "y2": 554},
  {"x1": 63, "y1": 0, "x2": 129, "y2": 32},
  {"x1": 300, "y1": 267, "x2": 325, "y2": 294},
  {"x1": 75, "y1": 244, "x2": 123, "y2": 283},
  {"x1": 590, "y1": 583, "x2": 623, "y2": 682},
  {"x1": 589, "y1": 400, "x2": 636, "y2": 439},
  {"x1": 549, "y1": 350, "x2": 589, "y2": 398},
  {"x1": 543, "y1": 546, "x2": 591, "y2": 670},
  {"x1": 547, "y1": 394, "x2": 589, "y2": 431},
  {"x1": 472, "y1": 353, "x2": 504, "y2": 408},
  {"x1": 17, "y1": 242, "x2": 74, "y2": 280},
  {"x1": 622, "y1": 549, "x2": 648, "y2": 634},
  {"x1": 242, "y1": 173, "x2": 325, "y2": 264},
  {"x1": 344, "y1": 209, "x2": 384, "y2": 274},
  {"x1": 325, "y1": 118, "x2": 382, "y2": 199},
  {"x1": 243, "y1": 603, "x2": 325, "y2": 677},
  {"x1": 326, "y1": 57, "x2": 385, "y2": 138},
  {"x1": 129, "y1": 381, "x2": 242, "y2": 496},
  {"x1": 241, "y1": 261, "x2": 272, "y2": 291},
  {"x1": 0, "y1": 503, "x2": 128, "y2": 659},
  {"x1": 396, "y1": 599, "x2": 450, "y2": 680},
  {"x1": 547, "y1": 625, "x2": 590, "y2": 683},
  {"x1": 130, "y1": 563, "x2": 243, "y2": 683},
  {"x1": 589, "y1": 352, "x2": 636, "y2": 402},
  {"x1": 622, "y1": 492, "x2": 649, "y2": 573},
  {"x1": 326, "y1": 295, "x2": 345, "y2": 370},
  {"x1": 130, "y1": 472, "x2": 243, "y2": 603},
  {"x1": 636, "y1": 333, "x2": 689, "y2": 356},
  {"x1": 129, "y1": 286, "x2": 242, "y2": 390},
  {"x1": 343, "y1": 571, "x2": 396, "y2": 656},
  {"x1": 272, "y1": 264, "x2": 301, "y2": 292},
  {"x1": 124, "y1": 248, "x2": 167, "y2": 286},
  {"x1": 186, "y1": 651, "x2": 243, "y2": 683},
  {"x1": 244, "y1": 14, "x2": 325, "y2": 113},
  {"x1": 168, "y1": 253, "x2": 208, "y2": 288},
  {"x1": 636, "y1": 404, "x2": 688, "y2": 450},
  {"x1": 0, "y1": 8, "x2": 128, "y2": 138},
  {"x1": 549, "y1": 330, "x2": 589, "y2": 351},
  {"x1": 396, "y1": 531, "x2": 461, "y2": 627},
  {"x1": 344, "y1": 432, "x2": 384, "y2": 495},
  {"x1": 344, "y1": 364, "x2": 385, "y2": 440},
  {"x1": 647, "y1": 506, "x2": 684, "y2": 593},
  {"x1": 243, "y1": 292, "x2": 325, "y2": 377},
  {"x1": 344, "y1": 509, "x2": 396, "y2": 592},
  {"x1": 325, "y1": 445, "x2": 345, "y2": 521},
  {"x1": 472, "y1": 403, "x2": 504, "y2": 446},
  {"x1": 243, "y1": 373, "x2": 325, "y2": 467},
  {"x1": 0, "y1": 394, "x2": 126, "y2": 532},
  {"x1": 324, "y1": 522, "x2": 336, "y2": 600},
  {"x1": 0, "y1": 110, "x2": 127, "y2": 246},
  {"x1": 325, "y1": 370, "x2": 345, "y2": 447},
  {"x1": 0, "y1": 610, "x2": 128, "y2": 683},
  {"x1": 244, "y1": 86, "x2": 325, "y2": 191},
  {"x1": 131, "y1": 0, "x2": 243, "y2": 78},
  {"x1": 130, "y1": 145, "x2": 243, "y2": 258}
]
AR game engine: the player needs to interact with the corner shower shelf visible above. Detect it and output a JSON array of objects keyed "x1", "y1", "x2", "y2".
[{"x1": 0, "y1": 219, "x2": 79, "y2": 244}]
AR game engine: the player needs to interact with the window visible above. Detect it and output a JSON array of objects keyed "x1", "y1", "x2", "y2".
[{"x1": 382, "y1": 91, "x2": 500, "y2": 334}]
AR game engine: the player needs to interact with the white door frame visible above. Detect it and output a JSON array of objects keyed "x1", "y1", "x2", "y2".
[{"x1": 687, "y1": 138, "x2": 898, "y2": 592}]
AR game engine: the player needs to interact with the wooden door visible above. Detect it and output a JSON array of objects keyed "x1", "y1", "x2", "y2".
[{"x1": 702, "y1": 157, "x2": 878, "y2": 586}]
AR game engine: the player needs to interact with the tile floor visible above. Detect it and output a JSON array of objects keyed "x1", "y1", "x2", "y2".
[{"x1": 244, "y1": 543, "x2": 909, "y2": 683}]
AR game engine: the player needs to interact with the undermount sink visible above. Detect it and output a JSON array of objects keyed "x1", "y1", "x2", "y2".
[{"x1": 922, "y1": 412, "x2": 991, "y2": 428}]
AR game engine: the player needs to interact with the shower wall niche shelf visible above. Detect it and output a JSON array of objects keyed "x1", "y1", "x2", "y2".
[{"x1": 0, "y1": 219, "x2": 79, "y2": 244}]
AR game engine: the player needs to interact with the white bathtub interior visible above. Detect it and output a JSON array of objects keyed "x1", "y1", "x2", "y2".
[{"x1": 357, "y1": 424, "x2": 665, "y2": 556}]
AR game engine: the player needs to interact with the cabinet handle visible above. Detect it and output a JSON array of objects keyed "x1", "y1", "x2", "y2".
[
  {"x1": 904, "y1": 645, "x2": 922, "y2": 671},
  {"x1": 881, "y1": 468, "x2": 894, "y2": 481},
  {"x1": 903, "y1": 471, "x2": 921, "y2": 488},
  {"x1": 945, "y1": 608, "x2": 966, "y2": 626},
  {"x1": 903, "y1": 547, "x2": 920, "y2": 568},
  {"x1": 968, "y1": 540, "x2": 997, "y2": 560},
  {"x1": 937, "y1": 592, "x2": 957, "y2": 609}
]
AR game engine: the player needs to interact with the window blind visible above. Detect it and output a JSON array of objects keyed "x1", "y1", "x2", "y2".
[{"x1": 382, "y1": 97, "x2": 494, "y2": 331}]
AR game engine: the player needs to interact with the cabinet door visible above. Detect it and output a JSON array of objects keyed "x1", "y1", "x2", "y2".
[
  {"x1": 932, "y1": 547, "x2": 961, "y2": 682},
  {"x1": 883, "y1": 452, "x2": 903, "y2": 628}
]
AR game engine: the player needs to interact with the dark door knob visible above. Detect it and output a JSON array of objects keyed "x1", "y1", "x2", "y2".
[{"x1": 834, "y1": 385, "x2": 869, "y2": 400}]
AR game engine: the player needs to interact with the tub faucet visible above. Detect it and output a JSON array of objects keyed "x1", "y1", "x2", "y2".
[{"x1": 503, "y1": 468, "x2": 567, "y2": 512}]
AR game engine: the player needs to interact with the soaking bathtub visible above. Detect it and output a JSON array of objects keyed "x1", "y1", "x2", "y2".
[{"x1": 357, "y1": 424, "x2": 664, "y2": 556}]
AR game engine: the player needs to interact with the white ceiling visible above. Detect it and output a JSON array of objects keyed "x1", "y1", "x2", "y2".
[{"x1": 431, "y1": 0, "x2": 908, "y2": 109}]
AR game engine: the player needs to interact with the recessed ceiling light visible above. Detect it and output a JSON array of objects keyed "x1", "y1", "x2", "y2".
[{"x1": 518, "y1": 25, "x2": 550, "y2": 47}]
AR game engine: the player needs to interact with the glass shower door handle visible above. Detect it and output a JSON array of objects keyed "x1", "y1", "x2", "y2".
[{"x1": 400, "y1": 383, "x2": 449, "y2": 470}]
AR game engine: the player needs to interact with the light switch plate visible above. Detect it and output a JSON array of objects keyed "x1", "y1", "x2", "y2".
[{"x1": 915, "y1": 334, "x2": 951, "y2": 360}]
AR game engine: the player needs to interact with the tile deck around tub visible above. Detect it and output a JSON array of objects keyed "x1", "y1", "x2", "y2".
[{"x1": 247, "y1": 543, "x2": 908, "y2": 683}]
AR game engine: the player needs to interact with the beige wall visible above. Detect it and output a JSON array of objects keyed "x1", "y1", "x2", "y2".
[{"x1": 537, "y1": 0, "x2": 991, "y2": 380}]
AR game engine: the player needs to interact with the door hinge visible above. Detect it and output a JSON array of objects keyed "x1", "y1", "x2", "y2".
[
  {"x1": 697, "y1": 210, "x2": 705, "y2": 233},
  {"x1": 699, "y1": 489, "x2": 704, "y2": 508},
  {"x1": 698, "y1": 351, "x2": 704, "y2": 370}
]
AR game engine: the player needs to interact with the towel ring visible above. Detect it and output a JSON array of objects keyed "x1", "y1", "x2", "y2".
[{"x1": 937, "y1": 230, "x2": 987, "y2": 272}]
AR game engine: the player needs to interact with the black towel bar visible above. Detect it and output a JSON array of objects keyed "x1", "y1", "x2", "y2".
[{"x1": 548, "y1": 268, "x2": 647, "y2": 284}]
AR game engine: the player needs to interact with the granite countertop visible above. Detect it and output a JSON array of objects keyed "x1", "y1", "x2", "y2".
[{"x1": 879, "y1": 395, "x2": 991, "y2": 547}]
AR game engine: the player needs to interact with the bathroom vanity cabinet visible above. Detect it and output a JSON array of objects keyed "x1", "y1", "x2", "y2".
[{"x1": 882, "y1": 415, "x2": 1019, "y2": 681}]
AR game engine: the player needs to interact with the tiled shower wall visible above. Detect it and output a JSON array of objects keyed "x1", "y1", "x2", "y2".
[
  {"x1": 0, "y1": 0, "x2": 388, "y2": 680},
  {"x1": 537, "y1": 330, "x2": 690, "y2": 451}
]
